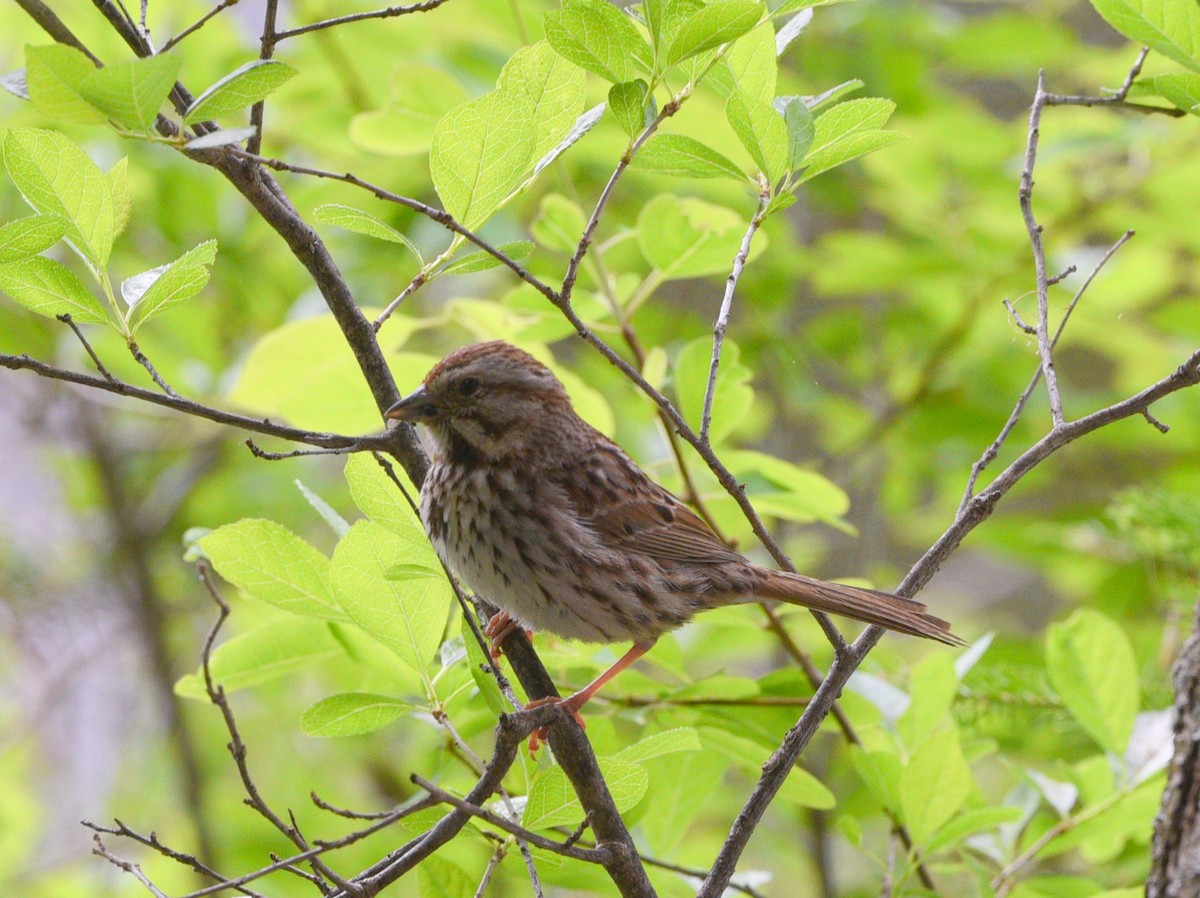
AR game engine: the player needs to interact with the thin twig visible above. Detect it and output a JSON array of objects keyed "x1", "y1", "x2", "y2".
[
  {"x1": 1019, "y1": 71, "x2": 1063, "y2": 427},
  {"x1": 57, "y1": 314, "x2": 117, "y2": 382},
  {"x1": 373, "y1": 268, "x2": 430, "y2": 332},
  {"x1": 411, "y1": 774, "x2": 609, "y2": 863},
  {"x1": 91, "y1": 835, "x2": 171, "y2": 898},
  {"x1": 245, "y1": 438, "x2": 367, "y2": 460},
  {"x1": 128, "y1": 339, "x2": 180, "y2": 396},
  {"x1": 959, "y1": 230, "x2": 1135, "y2": 514},
  {"x1": 161, "y1": 0, "x2": 242, "y2": 52},
  {"x1": 473, "y1": 842, "x2": 508, "y2": 898},
  {"x1": 227, "y1": 148, "x2": 558, "y2": 302},
  {"x1": 247, "y1": 0, "x2": 278, "y2": 156},
  {"x1": 700, "y1": 189, "x2": 769, "y2": 445},
  {"x1": 275, "y1": 0, "x2": 452, "y2": 40}
]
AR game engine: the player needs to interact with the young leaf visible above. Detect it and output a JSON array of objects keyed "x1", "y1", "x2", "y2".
[
  {"x1": 174, "y1": 618, "x2": 342, "y2": 700},
  {"x1": 662, "y1": 0, "x2": 764, "y2": 69},
  {"x1": 637, "y1": 194, "x2": 768, "y2": 280},
  {"x1": 126, "y1": 239, "x2": 218, "y2": 333},
  {"x1": 200, "y1": 518, "x2": 343, "y2": 619},
  {"x1": 329, "y1": 520, "x2": 450, "y2": 675},
  {"x1": 300, "y1": 693, "x2": 412, "y2": 737},
  {"x1": 798, "y1": 97, "x2": 903, "y2": 182},
  {"x1": 349, "y1": 62, "x2": 470, "y2": 157},
  {"x1": 774, "y1": 8, "x2": 813, "y2": 55},
  {"x1": 498, "y1": 41, "x2": 588, "y2": 162},
  {"x1": 1145, "y1": 71, "x2": 1200, "y2": 113},
  {"x1": 314, "y1": 204, "x2": 422, "y2": 261},
  {"x1": 532, "y1": 193, "x2": 587, "y2": 252},
  {"x1": 715, "y1": 21, "x2": 777, "y2": 102},
  {"x1": 800, "y1": 78, "x2": 864, "y2": 113},
  {"x1": 609, "y1": 80, "x2": 650, "y2": 138},
  {"x1": 0, "y1": 255, "x2": 108, "y2": 323},
  {"x1": 106, "y1": 157, "x2": 132, "y2": 240},
  {"x1": 544, "y1": 0, "x2": 652, "y2": 83},
  {"x1": 898, "y1": 652, "x2": 958, "y2": 746},
  {"x1": 1089, "y1": 0, "x2": 1200, "y2": 73},
  {"x1": 440, "y1": 241, "x2": 534, "y2": 275},
  {"x1": 1045, "y1": 609, "x2": 1139, "y2": 754},
  {"x1": 79, "y1": 53, "x2": 182, "y2": 131},
  {"x1": 294, "y1": 479, "x2": 351, "y2": 538},
  {"x1": 184, "y1": 59, "x2": 298, "y2": 123},
  {"x1": 726, "y1": 90, "x2": 788, "y2": 184},
  {"x1": 430, "y1": 90, "x2": 536, "y2": 228},
  {"x1": 25, "y1": 44, "x2": 105, "y2": 124},
  {"x1": 1, "y1": 68, "x2": 29, "y2": 100},
  {"x1": 778, "y1": 95, "x2": 814, "y2": 168},
  {"x1": 4, "y1": 128, "x2": 114, "y2": 270},
  {"x1": 344, "y1": 453, "x2": 430, "y2": 553},
  {"x1": 183, "y1": 126, "x2": 258, "y2": 149},
  {"x1": 634, "y1": 133, "x2": 746, "y2": 179},
  {"x1": 613, "y1": 727, "x2": 701, "y2": 764},
  {"x1": 524, "y1": 759, "x2": 650, "y2": 829},
  {"x1": 900, "y1": 729, "x2": 972, "y2": 845},
  {"x1": 0, "y1": 214, "x2": 67, "y2": 263},
  {"x1": 532, "y1": 102, "x2": 606, "y2": 176}
]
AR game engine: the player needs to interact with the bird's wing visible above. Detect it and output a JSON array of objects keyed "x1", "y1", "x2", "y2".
[{"x1": 556, "y1": 438, "x2": 745, "y2": 565}]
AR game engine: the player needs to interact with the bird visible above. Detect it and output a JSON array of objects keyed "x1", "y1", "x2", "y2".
[{"x1": 385, "y1": 340, "x2": 962, "y2": 745}]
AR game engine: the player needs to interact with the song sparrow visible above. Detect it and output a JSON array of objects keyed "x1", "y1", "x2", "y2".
[{"x1": 386, "y1": 341, "x2": 962, "y2": 741}]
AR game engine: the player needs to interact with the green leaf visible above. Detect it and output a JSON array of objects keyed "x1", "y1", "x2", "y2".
[
  {"x1": 798, "y1": 97, "x2": 903, "y2": 182},
  {"x1": 1045, "y1": 609, "x2": 1139, "y2": 754},
  {"x1": 900, "y1": 729, "x2": 972, "y2": 845},
  {"x1": 898, "y1": 652, "x2": 958, "y2": 746},
  {"x1": 498, "y1": 41, "x2": 588, "y2": 161},
  {"x1": 349, "y1": 63, "x2": 469, "y2": 157},
  {"x1": 4, "y1": 128, "x2": 115, "y2": 270},
  {"x1": 1089, "y1": 0, "x2": 1200, "y2": 72},
  {"x1": 773, "y1": 0, "x2": 856, "y2": 14},
  {"x1": 544, "y1": 0, "x2": 652, "y2": 83},
  {"x1": 636, "y1": 194, "x2": 767, "y2": 279},
  {"x1": 0, "y1": 214, "x2": 66, "y2": 263},
  {"x1": 924, "y1": 805, "x2": 1025, "y2": 856},
  {"x1": 440, "y1": 241, "x2": 534, "y2": 275},
  {"x1": 704, "y1": 727, "x2": 834, "y2": 808},
  {"x1": 609, "y1": 80, "x2": 650, "y2": 138},
  {"x1": 314, "y1": 204, "x2": 422, "y2": 262},
  {"x1": 641, "y1": 748, "x2": 726, "y2": 855},
  {"x1": 851, "y1": 747, "x2": 902, "y2": 815},
  {"x1": 79, "y1": 54, "x2": 181, "y2": 130},
  {"x1": 675, "y1": 337, "x2": 754, "y2": 443},
  {"x1": 716, "y1": 21, "x2": 777, "y2": 102},
  {"x1": 663, "y1": 0, "x2": 763, "y2": 68},
  {"x1": 418, "y1": 856, "x2": 475, "y2": 898},
  {"x1": 1145, "y1": 71, "x2": 1200, "y2": 113},
  {"x1": 779, "y1": 95, "x2": 814, "y2": 168},
  {"x1": 300, "y1": 693, "x2": 412, "y2": 737},
  {"x1": 106, "y1": 157, "x2": 132, "y2": 240},
  {"x1": 532, "y1": 193, "x2": 586, "y2": 252},
  {"x1": 430, "y1": 90, "x2": 536, "y2": 228},
  {"x1": 175, "y1": 618, "x2": 342, "y2": 700},
  {"x1": 344, "y1": 453, "x2": 431, "y2": 552},
  {"x1": 524, "y1": 759, "x2": 649, "y2": 828},
  {"x1": 24, "y1": 44, "x2": 105, "y2": 124},
  {"x1": 634, "y1": 133, "x2": 746, "y2": 179},
  {"x1": 464, "y1": 628, "x2": 508, "y2": 715},
  {"x1": 184, "y1": 59, "x2": 298, "y2": 123},
  {"x1": 725, "y1": 90, "x2": 788, "y2": 183},
  {"x1": 124, "y1": 239, "x2": 217, "y2": 332},
  {"x1": 199, "y1": 518, "x2": 343, "y2": 620},
  {"x1": 330, "y1": 520, "x2": 449, "y2": 675},
  {"x1": 0, "y1": 255, "x2": 107, "y2": 323},
  {"x1": 613, "y1": 727, "x2": 701, "y2": 764}
]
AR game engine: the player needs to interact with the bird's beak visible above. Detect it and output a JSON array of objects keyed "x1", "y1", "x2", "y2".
[{"x1": 384, "y1": 385, "x2": 437, "y2": 423}]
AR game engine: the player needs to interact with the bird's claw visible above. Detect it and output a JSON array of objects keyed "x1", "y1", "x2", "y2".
[{"x1": 524, "y1": 696, "x2": 586, "y2": 756}]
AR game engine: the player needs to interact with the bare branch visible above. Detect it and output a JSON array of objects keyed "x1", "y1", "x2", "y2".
[
  {"x1": 128, "y1": 339, "x2": 180, "y2": 396},
  {"x1": 91, "y1": 835, "x2": 171, "y2": 898},
  {"x1": 411, "y1": 774, "x2": 609, "y2": 863},
  {"x1": 246, "y1": 0, "x2": 279, "y2": 155},
  {"x1": 161, "y1": 0, "x2": 242, "y2": 52},
  {"x1": 275, "y1": 0, "x2": 452, "y2": 40},
  {"x1": 57, "y1": 314, "x2": 117, "y2": 382},
  {"x1": 700, "y1": 189, "x2": 769, "y2": 445},
  {"x1": 0, "y1": 352, "x2": 395, "y2": 451}
]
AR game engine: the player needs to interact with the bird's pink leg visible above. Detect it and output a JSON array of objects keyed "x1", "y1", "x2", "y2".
[{"x1": 526, "y1": 639, "x2": 657, "y2": 754}]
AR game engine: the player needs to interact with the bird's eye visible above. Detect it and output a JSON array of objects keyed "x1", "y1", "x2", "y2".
[{"x1": 458, "y1": 377, "x2": 481, "y2": 397}]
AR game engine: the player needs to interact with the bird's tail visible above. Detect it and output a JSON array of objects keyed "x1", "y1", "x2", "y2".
[{"x1": 757, "y1": 571, "x2": 965, "y2": 646}]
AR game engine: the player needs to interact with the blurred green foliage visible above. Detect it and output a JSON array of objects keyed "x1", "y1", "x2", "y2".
[{"x1": 0, "y1": 0, "x2": 1197, "y2": 896}]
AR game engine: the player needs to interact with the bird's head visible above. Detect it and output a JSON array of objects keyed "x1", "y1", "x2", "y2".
[{"x1": 385, "y1": 341, "x2": 571, "y2": 462}]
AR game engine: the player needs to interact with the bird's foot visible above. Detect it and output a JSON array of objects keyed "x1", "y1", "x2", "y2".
[
  {"x1": 484, "y1": 611, "x2": 532, "y2": 660},
  {"x1": 524, "y1": 694, "x2": 587, "y2": 756}
]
